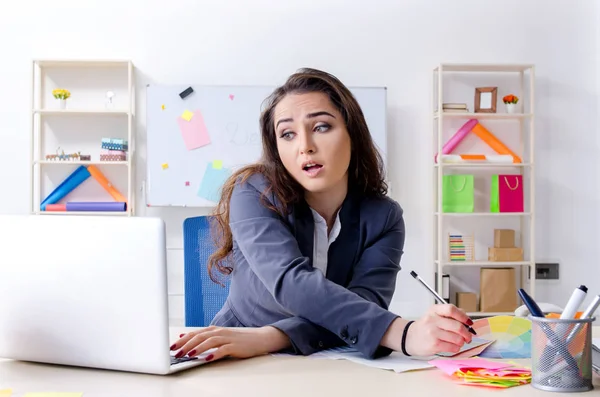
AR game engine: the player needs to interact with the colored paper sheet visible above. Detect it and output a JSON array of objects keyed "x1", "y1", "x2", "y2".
[
  {"x1": 162, "y1": 163, "x2": 169, "y2": 170},
  {"x1": 181, "y1": 109, "x2": 194, "y2": 121},
  {"x1": 212, "y1": 160, "x2": 223, "y2": 169},
  {"x1": 176, "y1": 109, "x2": 211, "y2": 150},
  {"x1": 429, "y1": 358, "x2": 513, "y2": 376},
  {"x1": 197, "y1": 162, "x2": 232, "y2": 203},
  {"x1": 0, "y1": 389, "x2": 11, "y2": 396},
  {"x1": 446, "y1": 340, "x2": 495, "y2": 359}
]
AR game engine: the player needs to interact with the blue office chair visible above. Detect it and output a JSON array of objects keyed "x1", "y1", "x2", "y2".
[{"x1": 183, "y1": 216, "x2": 230, "y2": 326}]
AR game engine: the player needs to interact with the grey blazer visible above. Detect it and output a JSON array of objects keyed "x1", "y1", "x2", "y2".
[{"x1": 211, "y1": 173, "x2": 405, "y2": 358}]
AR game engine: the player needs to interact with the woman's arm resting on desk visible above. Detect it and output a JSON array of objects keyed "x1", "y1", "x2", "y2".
[{"x1": 269, "y1": 202, "x2": 405, "y2": 356}]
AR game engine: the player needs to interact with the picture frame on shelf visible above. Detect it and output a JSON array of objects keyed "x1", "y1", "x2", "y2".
[{"x1": 474, "y1": 86, "x2": 497, "y2": 113}]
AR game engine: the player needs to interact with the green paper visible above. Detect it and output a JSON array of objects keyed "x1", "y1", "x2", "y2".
[{"x1": 442, "y1": 175, "x2": 474, "y2": 213}]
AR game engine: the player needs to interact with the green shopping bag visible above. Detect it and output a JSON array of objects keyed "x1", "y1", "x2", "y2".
[
  {"x1": 442, "y1": 174, "x2": 474, "y2": 213},
  {"x1": 490, "y1": 175, "x2": 499, "y2": 212}
]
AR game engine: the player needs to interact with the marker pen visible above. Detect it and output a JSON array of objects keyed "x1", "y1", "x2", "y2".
[{"x1": 561, "y1": 285, "x2": 588, "y2": 320}]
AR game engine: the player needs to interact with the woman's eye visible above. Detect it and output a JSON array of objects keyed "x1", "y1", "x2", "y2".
[
  {"x1": 280, "y1": 131, "x2": 294, "y2": 140},
  {"x1": 314, "y1": 123, "x2": 330, "y2": 133}
]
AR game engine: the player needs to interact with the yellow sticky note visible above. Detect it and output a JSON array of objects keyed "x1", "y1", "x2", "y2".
[
  {"x1": 181, "y1": 109, "x2": 194, "y2": 121},
  {"x1": 0, "y1": 389, "x2": 11, "y2": 397},
  {"x1": 161, "y1": 163, "x2": 169, "y2": 170},
  {"x1": 212, "y1": 160, "x2": 223, "y2": 169},
  {"x1": 161, "y1": 104, "x2": 165, "y2": 110}
]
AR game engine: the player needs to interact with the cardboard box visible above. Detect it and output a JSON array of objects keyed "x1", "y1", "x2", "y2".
[
  {"x1": 456, "y1": 292, "x2": 477, "y2": 312},
  {"x1": 480, "y1": 268, "x2": 518, "y2": 312},
  {"x1": 494, "y1": 229, "x2": 515, "y2": 248},
  {"x1": 488, "y1": 247, "x2": 524, "y2": 261}
]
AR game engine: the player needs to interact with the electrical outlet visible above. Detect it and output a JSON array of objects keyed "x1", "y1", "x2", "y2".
[{"x1": 535, "y1": 263, "x2": 559, "y2": 280}]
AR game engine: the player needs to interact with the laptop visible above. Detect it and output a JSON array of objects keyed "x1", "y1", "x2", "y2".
[{"x1": 0, "y1": 214, "x2": 213, "y2": 375}]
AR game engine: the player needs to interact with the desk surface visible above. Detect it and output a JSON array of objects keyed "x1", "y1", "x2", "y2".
[{"x1": 0, "y1": 327, "x2": 598, "y2": 397}]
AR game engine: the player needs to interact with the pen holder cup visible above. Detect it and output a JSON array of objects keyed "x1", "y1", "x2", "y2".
[{"x1": 529, "y1": 315, "x2": 596, "y2": 393}]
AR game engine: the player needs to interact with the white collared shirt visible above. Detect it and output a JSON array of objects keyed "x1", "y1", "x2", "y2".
[{"x1": 309, "y1": 208, "x2": 342, "y2": 276}]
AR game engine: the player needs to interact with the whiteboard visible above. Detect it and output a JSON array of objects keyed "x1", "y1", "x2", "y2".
[{"x1": 146, "y1": 84, "x2": 387, "y2": 207}]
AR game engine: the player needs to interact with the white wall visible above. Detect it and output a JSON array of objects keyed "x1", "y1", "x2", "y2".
[{"x1": 0, "y1": 0, "x2": 598, "y2": 325}]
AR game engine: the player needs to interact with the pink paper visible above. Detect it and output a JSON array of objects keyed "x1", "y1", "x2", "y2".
[
  {"x1": 429, "y1": 358, "x2": 513, "y2": 376},
  {"x1": 176, "y1": 109, "x2": 211, "y2": 150}
]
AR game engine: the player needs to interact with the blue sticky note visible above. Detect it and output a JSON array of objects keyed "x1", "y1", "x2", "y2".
[{"x1": 197, "y1": 162, "x2": 232, "y2": 202}]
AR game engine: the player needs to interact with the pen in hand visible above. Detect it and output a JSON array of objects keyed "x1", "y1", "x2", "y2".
[{"x1": 410, "y1": 271, "x2": 477, "y2": 335}]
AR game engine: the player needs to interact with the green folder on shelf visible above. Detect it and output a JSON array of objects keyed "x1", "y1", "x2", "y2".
[{"x1": 442, "y1": 174, "x2": 474, "y2": 213}]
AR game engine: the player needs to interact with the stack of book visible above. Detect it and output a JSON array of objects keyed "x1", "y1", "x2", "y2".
[{"x1": 442, "y1": 103, "x2": 468, "y2": 113}]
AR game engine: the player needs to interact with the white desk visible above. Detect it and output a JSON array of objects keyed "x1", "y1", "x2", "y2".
[{"x1": 0, "y1": 327, "x2": 597, "y2": 397}]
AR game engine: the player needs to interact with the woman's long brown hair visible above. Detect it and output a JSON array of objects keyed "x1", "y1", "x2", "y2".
[{"x1": 207, "y1": 68, "x2": 388, "y2": 283}]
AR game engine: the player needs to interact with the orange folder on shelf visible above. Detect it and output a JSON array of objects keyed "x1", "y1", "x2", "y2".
[{"x1": 87, "y1": 165, "x2": 127, "y2": 203}]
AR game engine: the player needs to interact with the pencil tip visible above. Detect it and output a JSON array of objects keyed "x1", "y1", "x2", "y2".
[{"x1": 409, "y1": 271, "x2": 417, "y2": 278}]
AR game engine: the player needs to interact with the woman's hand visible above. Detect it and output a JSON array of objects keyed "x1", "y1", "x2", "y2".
[
  {"x1": 170, "y1": 326, "x2": 291, "y2": 362},
  {"x1": 381, "y1": 304, "x2": 473, "y2": 356}
]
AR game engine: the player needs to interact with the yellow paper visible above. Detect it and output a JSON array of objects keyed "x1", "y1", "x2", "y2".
[
  {"x1": 161, "y1": 104, "x2": 165, "y2": 110},
  {"x1": 24, "y1": 394, "x2": 83, "y2": 397},
  {"x1": 212, "y1": 160, "x2": 223, "y2": 170},
  {"x1": 181, "y1": 110, "x2": 194, "y2": 121},
  {"x1": 162, "y1": 163, "x2": 169, "y2": 170},
  {"x1": 0, "y1": 389, "x2": 12, "y2": 396}
]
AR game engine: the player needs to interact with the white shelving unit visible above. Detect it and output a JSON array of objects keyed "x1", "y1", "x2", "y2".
[
  {"x1": 432, "y1": 63, "x2": 535, "y2": 317},
  {"x1": 30, "y1": 59, "x2": 135, "y2": 216}
]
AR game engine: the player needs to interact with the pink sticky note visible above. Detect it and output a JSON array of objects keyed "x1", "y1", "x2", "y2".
[
  {"x1": 229, "y1": 94, "x2": 234, "y2": 100},
  {"x1": 176, "y1": 109, "x2": 210, "y2": 150},
  {"x1": 429, "y1": 358, "x2": 513, "y2": 376}
]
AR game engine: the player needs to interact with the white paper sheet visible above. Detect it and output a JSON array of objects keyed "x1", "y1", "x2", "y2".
[
  {"x1": 275, "y1": 346, "x2": 434, "y2": 373},
  {"x1": 593, "y1": 338, "x2": 599, "y2": 348}
]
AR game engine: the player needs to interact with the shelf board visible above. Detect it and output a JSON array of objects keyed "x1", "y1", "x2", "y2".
[
  {"x1": 34, "y1": 59, "x2": 131, "y2": 68},
  {"x1": 36, "y1": 211, "x2": 129, "y2": 216},
  {"x1": 434, "y1": 63, "x2": 533, "y2": 73},
  {"x1": 433, "y1": 112, "x2": 532, "y2": 120},
  {"x1": 436, "y1": 260, "x2": 532, "y2": 267},
  {"x1": 435, "y1": 212, "x2": 531, "y2": 217},
  {"x1": 33, "y1": 109, "x2": 130, "y2": 116},
  {"x1": 35, "y1": 160, "x2": 128, "y2": 166},
  {"x1": 434, "y1": 162, "x2": 531, "y2": 168}
]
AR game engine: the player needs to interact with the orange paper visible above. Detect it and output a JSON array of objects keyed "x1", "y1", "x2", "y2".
[
  {"x1": 87, "y1": 165, "x2": 127, "y2": 203},
  {"x1": 471, "y1": 124, "x2": 522, "y2": 163}
]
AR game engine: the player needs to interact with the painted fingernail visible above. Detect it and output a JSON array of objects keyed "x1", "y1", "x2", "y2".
[
  {"x1": 170, "y1": 344, "x2": 177, "y2": 350},
  {"x1": 175, "y1": 350, "x2": 184, "y2": 358},
  {"x1": 205, "y1": 354, "x2": 214, "y2": 361},
  {"x1": 179, "y1": 333, "x2": 185, "y2": 338},
  {"x1": 467, "y1": 319, "x2": 474, "y2": 325},
  {"x1": 188, "y1": 350, "x2": 196, "y2": 357}
]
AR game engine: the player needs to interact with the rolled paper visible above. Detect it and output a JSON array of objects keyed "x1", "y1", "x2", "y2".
[
  {"x1": 87, "y1": 165, "x2": 127, "y2": 203},
  {"x1": 471, "y1": 123, "x2": 522, "y2": 163},
  {"x1": 40, "y1": 165, "x2": 91, "y2": 211},
  {"x1": 435, "y1": 119, "x2": 478, "y2": 162},
  {"x1": 65, "y1": 202, "x2": 127, "y2": 212},
  {"x1": 45, "y1": 204, "x2": 67, "y2": 211}
]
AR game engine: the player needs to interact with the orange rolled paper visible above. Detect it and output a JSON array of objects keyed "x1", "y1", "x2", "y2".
[
  {"x1": 471, "y1": 123, "x2": 522, "y2": 163},
  {"x1": 87, "y1": 165, "x2": 127, "y2": 203}
]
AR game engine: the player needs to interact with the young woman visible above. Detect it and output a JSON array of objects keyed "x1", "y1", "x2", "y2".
[{"x1": 170, "y1": 68, "x2": 473, "y2": 362}]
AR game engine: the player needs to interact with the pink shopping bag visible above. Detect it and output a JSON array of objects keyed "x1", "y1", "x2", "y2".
[{"x1": 499, "y1": 175, "x2": 524, "y2": 212}]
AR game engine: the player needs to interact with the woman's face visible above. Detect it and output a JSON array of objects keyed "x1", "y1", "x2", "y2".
[{"x1": 273, "y1": 92, "x2": 351, "y2": 195}]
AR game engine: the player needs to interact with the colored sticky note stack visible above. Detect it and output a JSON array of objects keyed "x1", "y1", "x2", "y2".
[{"x1": 429, "y1": 358, "x2": 531, "y2": 388}]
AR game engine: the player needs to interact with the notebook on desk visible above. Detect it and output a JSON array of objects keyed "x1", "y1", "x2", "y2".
[{"x1": 0, "y1": 214, "x2": 213, "y2": 375}]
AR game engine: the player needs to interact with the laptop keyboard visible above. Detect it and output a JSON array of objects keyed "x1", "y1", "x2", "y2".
[{"x1": 170, "y1": 354, "x2": 199, "y2": 365}]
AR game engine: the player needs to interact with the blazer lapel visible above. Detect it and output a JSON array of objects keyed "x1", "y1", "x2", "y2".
[
  {"x1": 326, "y1": 191, "x2": 360, "y2": 286},
  {"x1": 292, "y1": 201, "x2": 314, "y2": 261}
]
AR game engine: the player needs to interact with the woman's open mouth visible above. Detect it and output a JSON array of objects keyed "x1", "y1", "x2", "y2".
[{"x1": 302, "y1": 162, "x2": 324, "y2": 177}]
